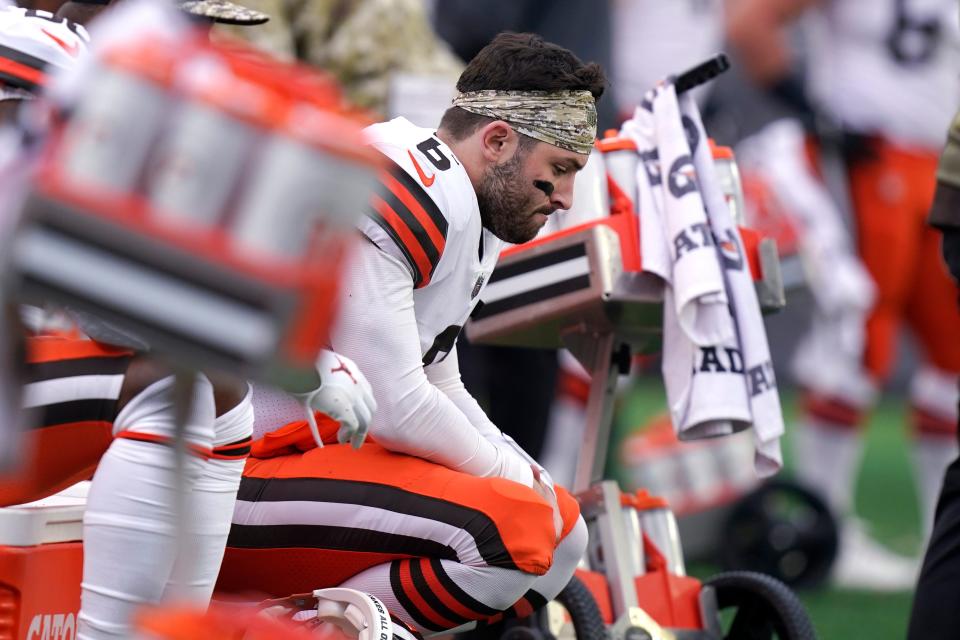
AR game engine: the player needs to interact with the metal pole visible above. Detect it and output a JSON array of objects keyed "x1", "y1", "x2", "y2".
[
  {"x1": 572, "y1": 331, "x2": 621, "y2": 494},
  {"x1": 168, "y1": 368, "x2": 196, "y2": 602}
]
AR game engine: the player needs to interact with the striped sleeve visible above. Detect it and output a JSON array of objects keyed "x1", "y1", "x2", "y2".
[
  {"x1": 364, "y1": 156, "x2": 449, "y2": 289},
  {"x1": 24, "y1": 336, "x2": 134, "y2": 428}
]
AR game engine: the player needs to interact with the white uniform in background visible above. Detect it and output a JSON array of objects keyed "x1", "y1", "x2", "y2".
[
  {"x1": 805, "y1": 0, "x2": 960, "y2": 148},
  {"x1": 611, "y1": 0, "x2": 724, "y2": 115},
  {"x1": 785, "y1": 0, "x2": 960, "y2": 591}
]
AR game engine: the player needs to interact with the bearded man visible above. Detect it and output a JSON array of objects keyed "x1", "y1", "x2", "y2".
[{"x1": 217, "y1": 32, "x2": 605, "y2": 635}]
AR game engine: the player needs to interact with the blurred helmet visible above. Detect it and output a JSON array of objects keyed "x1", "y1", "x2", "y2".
[{"x1": 0, "y1": 7, "x2": 88, "y2": 95}]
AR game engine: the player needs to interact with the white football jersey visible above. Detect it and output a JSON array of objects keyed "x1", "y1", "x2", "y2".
[
  {"x1": 611, "y1": 0, "x2": 724, "y2": 114},
  {"x1": 805, "y1": 0, "x2": 960, "y2": 149},
  {"x1": 360, "y1": 117, "x2": 502, "y2": 365}
]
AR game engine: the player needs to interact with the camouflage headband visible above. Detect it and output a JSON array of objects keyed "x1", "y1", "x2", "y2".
[{"x1": 452, "y1": 89, "x2": 597, "y2": 155}]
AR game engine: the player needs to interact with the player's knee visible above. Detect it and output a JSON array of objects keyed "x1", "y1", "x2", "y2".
[
  {"x1": 541, "y1": 515, "x2": 587, "y2": 601},
  {"x1": 483, "y1": 481, "x2": 558, "y2": 575},
  {"x1": 475, "y1": 566, "x2": 541, "y2": 612},
  {"x1": 556, "y1": 515, "x2": 588, "y2": 568}
]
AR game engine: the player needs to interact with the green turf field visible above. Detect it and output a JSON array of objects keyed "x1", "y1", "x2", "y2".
[{"x1": 611, "y1": 377, "x2": 920, "y2": 640}]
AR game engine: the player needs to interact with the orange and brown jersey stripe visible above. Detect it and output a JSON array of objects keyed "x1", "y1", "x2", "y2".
[
  {"x1": 422, "y1": 558, "x2": 498, "y2": 620},
  {"x1": 24, "y1": 336, "x2": 134, "y2": 429},
  {"x1": 366, "y1": 156, "x2": 448, "y2": 288}
]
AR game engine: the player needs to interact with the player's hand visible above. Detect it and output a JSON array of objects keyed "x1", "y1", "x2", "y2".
[
  {"x1": 301, "y1": 350, "x2": 376, "y2": 449},
  {"x1": 531, "y1": 465, "x2": 563, "y2": 543}
]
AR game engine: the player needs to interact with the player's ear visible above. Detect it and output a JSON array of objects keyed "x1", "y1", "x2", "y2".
[{"x1": 478, "y1": 120, "x2": 518, "y2": 166}]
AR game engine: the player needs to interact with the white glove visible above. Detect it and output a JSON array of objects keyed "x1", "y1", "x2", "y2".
[{"x1": 299, "y1": 350, "x2": 376, "y2": 449}]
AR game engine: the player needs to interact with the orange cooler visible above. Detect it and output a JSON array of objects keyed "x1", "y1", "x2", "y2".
[{"x1": 0, "y1": 486, "x2": 85, "y2": 640}]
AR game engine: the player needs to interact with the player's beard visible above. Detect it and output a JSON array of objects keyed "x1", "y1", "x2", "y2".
[{"x1": 477, "y1": 152, "x2": 551, "y2": 244}]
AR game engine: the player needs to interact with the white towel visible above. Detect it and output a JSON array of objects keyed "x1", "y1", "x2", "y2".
[
  {"x1": 622, "y1": 84, "x2": 785, "y2": 476},
  {"x1": 622, "y1": 89, "x2": 731, "y2": 346}
]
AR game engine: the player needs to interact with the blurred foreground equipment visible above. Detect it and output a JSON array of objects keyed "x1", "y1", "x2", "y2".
[{"x1": 6, "y1": 13, "x2": 380, "y2": 391}]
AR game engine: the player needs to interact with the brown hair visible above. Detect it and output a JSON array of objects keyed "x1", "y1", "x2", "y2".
[{"x1": 439, "y1": 32, "x2": 605, "y2": 141}]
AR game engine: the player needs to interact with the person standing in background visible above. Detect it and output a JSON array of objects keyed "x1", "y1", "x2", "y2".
[
  {"x1": 216, "y1": 0, "x2": 462, "y2": 117},
  {"x1": 611, "y1": 0, "x2": 724, "y2": 116},
  {"x1": 728, "y1": 0, "x2": 960, "y2": 590},
  {"x1": 907, "y1": 100, "x2": 960, "y2": 638}
]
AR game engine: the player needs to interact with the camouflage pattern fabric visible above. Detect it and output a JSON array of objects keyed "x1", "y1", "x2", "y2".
[
  {"x1": 930, "y1": 108, "x2": 960, "y2": 230},
  {"x1": 214, "y1": 0, "x2": 462, "y2": 115},
  {"x1": 180, "y1": 0, "x2": 269, "y2": 24},
  {"x1": 451, "y1": 89, "x2": 597, "y2": 155}
]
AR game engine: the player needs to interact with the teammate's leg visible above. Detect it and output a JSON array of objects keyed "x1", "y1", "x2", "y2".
[
  {"x1": 500, "y1": 487, "x2": 587, "y2": 619},
  {"x1": 78, "y1": 373, "x2": 216, "y2": 640},
  {"x1": 341, "y1": 559, "x2": 536, "y2": 633},
  {"x1": 793, "y1": 143, "x2": 923, "y2": 587},
  {"x1": 162, "y1": 381, "x2": 253, "y2": 604},
  {"x1": 793, "y1": 392, "x2": 868, "y2": 517}
]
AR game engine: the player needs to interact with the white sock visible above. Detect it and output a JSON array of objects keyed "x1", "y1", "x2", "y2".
[
  {"x1": 163, "y1": 385, "x2": 253, "y2": 605},
  {"x1": 792, "y1": 418, "x2": 864, "y2": 517},
  {"x1": 339, "y1": 560, "x2": 536, "y2": 633},
  {"x1": 78, "y1": 376, "x2": 215, "y2": 640},
  {"x1": 912, "y1": 435, "x2": 959, "y2": 541}
]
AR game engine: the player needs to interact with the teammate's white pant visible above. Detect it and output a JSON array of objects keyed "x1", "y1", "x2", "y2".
[
  {"x1": 78, "y1": 375, "x2": 218, "y2": 640},
  {"x1": 163, "y1": 385, "x2": 254, "y2": 603}
]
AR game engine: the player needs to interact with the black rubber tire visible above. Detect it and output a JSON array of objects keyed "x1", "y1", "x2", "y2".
[
  {"x1": 705, "y1": 570, "x2": 817, "y2": 640},
  {"x1": 549, "y1": 575, "x2": 609, "y2": 640},
  {"x1": 720, "y1": 480, "x2": 839, "y2": 589}
]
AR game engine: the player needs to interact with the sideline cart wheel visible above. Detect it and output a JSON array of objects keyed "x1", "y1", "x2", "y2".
[
  {"x1": 494, "y1": 575, "x2": 608, "y2": 640},
  {"x1": 547, "y1": 575, "x2": 608, "y2": 640},
  {"x1": 705, "y1": 570, "x2": 817, "y2": 640},
  {"x1": 720, "y1": 480, "x2": 838, "y2": 588}
]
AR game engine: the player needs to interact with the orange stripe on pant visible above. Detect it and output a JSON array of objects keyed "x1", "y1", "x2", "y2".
[
  {"x1": 846, "y1": 142, "x2": 960, "y2": 380},
  {"x1": 420, "y1": 558, "x2": 492, "y2": 621},
  {"x1": 393, "y1": 559, "x2": 459, "y2": 631},
  {"x1": 219, "y1": 440, "x2": 559, "y2": 597}
]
